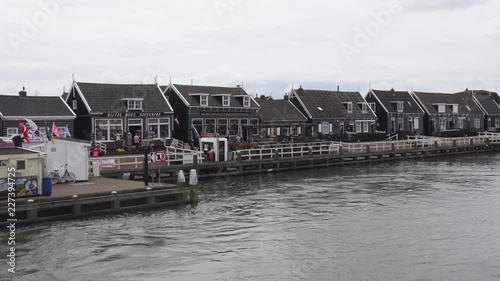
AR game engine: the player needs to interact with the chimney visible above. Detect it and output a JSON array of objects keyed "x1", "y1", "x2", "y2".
[
  {"x1": 236, "y1": 84, "x2": 241, "y2": 88},
  {"x1": 260, "y1": 94, "x2": 265, "y2": 99},
  {"x1": 391, "y1": 88, "x2": 395, "y2": 91},
  {"x1": 337, "y1": 85, "x2": 340, "y2": 92},
  {"x1": 284, "y1": 92, "x2": 289, "y2": 101},
  {"x1": 19, "y1": 87, "x2": 27, "y2": 97}
]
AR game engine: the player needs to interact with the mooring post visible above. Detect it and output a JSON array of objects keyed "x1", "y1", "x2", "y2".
[
  {"x1": 366, "y1": 145, "x2": 370, "y2": 154},
  {"x1": 189, "y1": 169, "x2": 199, "y2": 204},
  {"x1": 177, "y1": 170, "x2": 187, "y2": 202},
  {"x1": 193, "y1": 154, "x2": 199, "y2": 171},
  {"x1": 144, "y1": 147, "x2": 150, "y2": 187}
]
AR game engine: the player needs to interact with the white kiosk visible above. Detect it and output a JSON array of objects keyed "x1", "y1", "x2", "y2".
[{"x1": 198, "y1": 137, "x2": 228, "y2": 162}]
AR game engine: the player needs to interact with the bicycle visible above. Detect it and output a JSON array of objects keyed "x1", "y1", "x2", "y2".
[{"x1": 48, "y1": 164, "x2": 76, "y2": 184}]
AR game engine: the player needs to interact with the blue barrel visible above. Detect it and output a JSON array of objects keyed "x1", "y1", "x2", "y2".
[{"x1": 42, "y1": 178, "x2": 52, "y2": 196}]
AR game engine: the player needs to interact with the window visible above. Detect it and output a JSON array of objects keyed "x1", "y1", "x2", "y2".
[
  {"x1": 222, "y1": 96, "x2": 230, "y2": 107},
  {"x1": 7, "y1": 128, "x2": 18, "y2": 137},
  {"x1": 0, "y1": 160, "x2": 7, "y2": 167},
  {"x1": 438, "y1": 104, "x2": 446, "y2": 113},
  {"x1": 243, "y1": 96, "x2": 250, "y2": 107},
  {"x1": 363, "y1": 122, "x2": 369, "y2": 133},
  {"x1": 439, "y1": 119, "x2": 447, "y2": 131},
  {"x1": 318, "y1": 123, "x2": 322, "y2": 133},
  {"x1": 192, "y1": 119, "x2": 203, "y2": 136},
  {"x1": 240, "y1": 119, "x2": 248, "y2": 136},
  {"x1": 347, "y1": 103, "x2": 353, "y2": 113},
  {"x1": 250, "y1": 119, "x2": 259, "y2": 135},
  {"x1": 329, "y1": 123, "x2": 333, "y2": 133},
  {"x1": 496, "y1": 119, "x2": 500, "y2": 128},
  {"x1": 452, "y1": 105, "x2": 458, "y2": 113},
  {"x1": 369, "y1": 103, "x2": 376, "y2": 112},
  {"x1": 200, "y1": 95, "x2": 208, "y2": 106},
  {"x1": 397, "y1": 102, "x2": 404, "y2": 113},
  {"x1": 148, "y1": 118, "x2": 171, "y2": 139},
  {"x1": 229, "y1": 119, "x2": 239, "y2": 135},
  {"x1": 16, "y1": 160, "x2": 26, "y2": 170},
  {"x1": 127, "y1": 100, "x2": 143, "y2": 110},
  {"x1": 474, "y1": 118, "x2": 481, "y2": 129},
  {"x1": 414, "y1": 117, "x2": 419, "y2": 130},
  {"x1": 72, "y1": 100, "x2": 77, "y2": 110},
  {"x1": 398, "y1": 118, "x2": 404, "y2": 131},
  {"x1": 291, "y1": 126, "x2": 298, "y2": 136},
  {"x1": 361, "y1": 103, "x2": 368, "y2": 113},
  {"x1": 390, "y1": 117, "x2": 395, "y2": 133},
  {"x1": 355, "y1": 122, "x2": 361, "y2": 133},
  {"x1": 95, "y1": 119, "x2": 123, "y2": 141},
  {"x1": 217, "y1": 119, "x2": 228, "y2": 136},
  {"x1": 205, "y1": 119, "x2": 216, "y2": 133},
  {"x1": 458, "y1": 119, "x2": 464, "y2": 129}
]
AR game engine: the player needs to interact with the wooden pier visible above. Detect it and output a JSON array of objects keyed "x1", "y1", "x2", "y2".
[
  {"x1": 93, "y1": 134, "x2": 500, "y2": 182},
  {"x1": 0, "y1": 178, "x2": 190, "y2": 226}
]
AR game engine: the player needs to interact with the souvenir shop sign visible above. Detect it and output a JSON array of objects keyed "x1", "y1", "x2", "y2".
[{"x1": 103, "y1": 112, "x2": 165, "y2": 118}]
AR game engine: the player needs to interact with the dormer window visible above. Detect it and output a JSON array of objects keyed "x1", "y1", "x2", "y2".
[
  {"x1": 200, "y1": 95, "x2": 208, "y2": 106},
  {"x1": 125, "y1": 99, "x2": 143, "y2": 110},
  {"x1": 243, "y1": 96, "x2": 250, "y2": 107},
  {"x1": 343, "y1": 102, "x2": 353, "y2": 113},
  {"x1": 451, "y1": 104, "x2": 458, "y2": 113},
  {"x1": 397, "y1": 102, "x2": 403, "y2": 113},
  {"x1": 361, "y1": 103, "x2": 368, "y2": 113},
  {"x1": 222, "y1": 96, "x2": 230, "y2": 107},
  {"x1": 438, "y1": 104, "x2": 445, "y2": 113}
]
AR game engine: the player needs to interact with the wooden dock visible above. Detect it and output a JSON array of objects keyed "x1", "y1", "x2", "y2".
[
  {"x1": 93, "y1": 135, "x2": 500, "y2": 182},
  {"x1": 0, "y1": 178, "x2": 189, "y2": 226}
]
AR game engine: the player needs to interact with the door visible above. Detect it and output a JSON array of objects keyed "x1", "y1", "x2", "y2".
[{"x1": 128, "y1": 119, "x2": 143, "y2": 142}]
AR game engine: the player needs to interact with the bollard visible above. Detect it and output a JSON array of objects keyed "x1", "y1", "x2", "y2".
[
  {"x1": 177, "y1": 170, "x2": 186, "y2": 183},
  {"x1": 189, "y1": 169, "x2": 199, "y2": 204}
]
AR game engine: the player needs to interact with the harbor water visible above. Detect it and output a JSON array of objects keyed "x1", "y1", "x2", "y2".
[{"x1": 3, "y1": 153, "x2": 500, "y2": 281}]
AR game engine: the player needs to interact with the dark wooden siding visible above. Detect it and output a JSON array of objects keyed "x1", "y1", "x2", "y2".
[{"x1": 1, "y1": 119, "x2": 74, "y2": 138}]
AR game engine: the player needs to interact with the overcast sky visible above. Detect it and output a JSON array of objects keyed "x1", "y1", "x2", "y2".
[{"x1": 1, "y1": 0, "x2": 499, "y2": 98}]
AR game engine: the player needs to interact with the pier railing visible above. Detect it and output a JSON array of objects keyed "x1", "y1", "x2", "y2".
[{"x1": 234, "y1": 142, "x2": 340, "y2": 161}]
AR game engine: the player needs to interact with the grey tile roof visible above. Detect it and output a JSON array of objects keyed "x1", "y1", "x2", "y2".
[
  {"x1": 294, "y1": 88, "x2": 376, "y2": 119},
  {"x1": 371, "y1": 89, "x2": 424, "y2": 114},
  {"x1": 170, "y1": 84, "x2": 259, "y2": 108},
  {"x1": 0, "y1": 148, "x2": 40, "y2": 155},
  {"x1": 413, "y1": 92, "x2": 484, "y2": 115},
  {"x1": 76, "y1": 82, "x2": 173, "y2": 114},
  {"x1": 255, "y1": 98, "x2": 307, "y2": 123},
  {"x1": 0, "y1": 95, "x2": 75, "y2": 117},
  {"x1": 455, "y1": 90, "x2": 500, "y2": 116}
]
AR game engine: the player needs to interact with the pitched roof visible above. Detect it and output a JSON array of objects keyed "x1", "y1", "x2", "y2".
[
  {"x1": 254, "y1": 98, "x2": 307, "y2": 123},
  {"x1": 370, "y1": 89, "x2": 424, "y2": 114},
  {"x1": 455, "y1": 90, "x2": 500, "y2": 116},
  {"x1": 0, "y1": 147, "x2": 41, "y2": 155},
  {"x1": 413, "y1": 91, "x2": 484, "y2": 115},
  {"x1": 293, "y1": 88, "x2": 376, "y2": 119},
  {"x1": 75, "y1": 82, "x2": 173, "y2": 114},
  {"x1": 170, "y1": 84, "x2": 259, "y2": 108},
  {"x1": 0, "y1": 95, "x2": 75, "y2": 117}
]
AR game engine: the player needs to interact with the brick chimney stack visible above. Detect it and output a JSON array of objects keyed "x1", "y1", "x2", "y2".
[{"x1": 19, "y1": 86, "x2": 27, "y2": 97}]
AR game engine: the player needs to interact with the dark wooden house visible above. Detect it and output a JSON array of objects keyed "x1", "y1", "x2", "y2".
[
  {"x1": 289, "y1": 87, "x2": 377, "y2": 138},
  {"x1": 162, "y1": 83, "x2": 260, "y2": 142},
  {"x1": 365, "y1": 89, "x2": 425, "y2": 135},
  {"x1": 65, "y1": 82, "x2": 174, "y2": 146},
  {"x1": 254, "y1": 95, "x2": 308, "y2": 140},
  {"x1": 0, "y1": 88, "x2": 75, "y2": 139},
  {"x1": 412, "y1": 91, "x2": 485, "y2": 135},
  {"x1": 457, "y1": 90, "x2": 500, "y2": 132}
]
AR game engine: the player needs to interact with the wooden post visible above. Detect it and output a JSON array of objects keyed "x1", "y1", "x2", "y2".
[
  {"x1": 470, "y1": 138, "x2": 474, "y2": 146},
  {"x1": 434, "y1": 140, "x2": 439, "y2": 149},
  {"x1": 453, "y1": 140, "x2": 457, "y2": 147},
  {"x1": 189, "y1": 169, "x2": 199, "y2": 204},
  {"x1": 339, "y1": 145, "x2": 343, "y2": 155},
  {"x1": 308, "y1": 147, "x2": 313, "y2": 158},
  {"x1": 391, "y1": 142, "x2": 395, "y2": 151},
  {"x1": 236, "y1": 151, "x2": 242, "y2": 164},
  {"x1": 144, "y1": 147, "x2": 149, "y2": 187},
  {"x1": 193, "y1": 154, "x2": 199, "y2": 172},
  {"x1": 366, "y1": 145, "x2": 370, "y2": 154}
]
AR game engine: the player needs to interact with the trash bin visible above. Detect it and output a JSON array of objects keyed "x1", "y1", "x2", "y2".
[{"x1": 42, "y1": 178, "x2": 52, "y2": 196}]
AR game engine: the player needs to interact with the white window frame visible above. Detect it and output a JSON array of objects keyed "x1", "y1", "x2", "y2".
[
  {"x1": 495, "y1": 119, "x2": 500, "y2": 128},
  {"x1": 200, "y1": 95, "x2": 209, "y2": 106},
  {"x1": 243, "y1": 96, "x2": 250, "y2": 107},
  {"x1": 397, "y1": 102, "x2": 404, "y2": 113},
  {"x1": 414, "y1": 117, "x2": 419, "y2": 130},
  {"x1": 452, "y1": 105, "x2": 458, "y2": 114},
  {"x1": 7, "y1": 128, "x2": 18, "y2": 137},
  {"x1": 398, "y1": 118, "x2": 404, "y2": 131},
  {"x1": 363, "y1": 122, "x2": 369, "y2": 133},
  {"x1": 474, "y1": 118, "x2": 481, "y2": 129},
  {"x1": 127, "y1": 100, "x2": 143, "y2": 110},
  {"x1": 458, "y1": 119, "x2": 464, "y2": 129},
  {"x1": 96, "y1": 119, "x2": 124, "y2": 141},
  {"x1": 439, "y1": 119, "x2": 447, "y2": 131},
  {"x1": 148, "y1": 118, "x2": 171, "y2": 139},
  {"x1": 369, "y1": 102, "x2": 376, "y2": 112},
  {"x1": 72, "y1": 100, "x2": 77, "y2": 110},
  {"x1": 347, "y1": 103, "x2": 353, "y2": 113},
  {"x1": 438, "y1": 104, "x2": 446, "y2": 113},
  {"x1": 355, "y1": 122, "x2": 361, "y2": 133},
  {"x1": 222, "y1": 96, "x2": 230, "y2": 107},
  {"x1": 361, "y1": 103, "x2": 368, "y2": 113}
]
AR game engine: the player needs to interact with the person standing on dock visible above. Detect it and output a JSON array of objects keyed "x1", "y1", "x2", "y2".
[{"x1": 134, "y1": 133, "x2": 140, "y2": 149}]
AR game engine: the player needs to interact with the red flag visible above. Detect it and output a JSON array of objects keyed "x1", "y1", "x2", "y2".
[{"x1": 17, "y1": 120, "x2": 30, "y2": 144}]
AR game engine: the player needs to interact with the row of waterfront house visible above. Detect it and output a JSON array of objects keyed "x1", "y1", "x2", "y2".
[{"x1": 1, "y1": 81, "x2": 500, "y2": 149}]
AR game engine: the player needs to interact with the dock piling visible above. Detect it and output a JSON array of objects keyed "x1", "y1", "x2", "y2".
[{"x1": 189, "y1": 169, "x2": 199, "y2": 204}]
